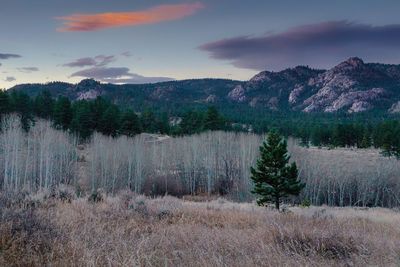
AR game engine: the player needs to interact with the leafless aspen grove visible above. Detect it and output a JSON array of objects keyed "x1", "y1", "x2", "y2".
[{"x1": 1, "y1": 114, "x2": 399, "y2": 207}]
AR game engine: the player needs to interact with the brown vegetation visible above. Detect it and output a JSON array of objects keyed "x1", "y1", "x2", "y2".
[{"x1": 1, "y1": 189, "x2": 400, "y2": 266}]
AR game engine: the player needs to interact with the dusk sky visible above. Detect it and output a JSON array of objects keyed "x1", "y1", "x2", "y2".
[{"x1": 2, "y1": 0, "x2": 400, "y2": 88}]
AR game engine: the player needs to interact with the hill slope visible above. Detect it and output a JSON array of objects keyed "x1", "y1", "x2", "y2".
[{"x1": 10, "y1": 57, "x2": 400, "y2": 113}]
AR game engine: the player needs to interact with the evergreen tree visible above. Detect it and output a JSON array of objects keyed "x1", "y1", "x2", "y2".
[
  {"x1": 140, "y1": 108, "x2": 157, "y2": 133},
  {"x1": 180, "y1": 110, "x2": 205, "y2": 134},
  {"x1": 311, "y1": 125, "x2": 333, "y2": 147},
  {"x1": 354, "y1": 124, "x2": 365, "y2": 147},
  {"x1": 34, "y1": 90, "x2": 54, "y2": 119},
  {"x1": 359, "y1": 129, "x2": 372, "y2": 148},
  {"x1": 120, "y1": 109, "x2": 142, "y2": 137},
  {"x1": 333, "y1": 124, "x2": 347, "y2": 147},
  {"x1": 158, "y1": 112, "x2": 170, "y2": 134},
  {"x1": 98, "y1": 105, "x2": 120, "y2": 137},
  {"x1": 70, "y1": 101, "x2": 94, "y2": 139},
  {"x1": 298, "y1": 127, "x2": 310, "y2": 147},
  {"x1": 9, "y1": 91, "x2": 33, "y2": 131},
  {"x1": 0, "y1": 90, "x2": 10, "y2": 115},
  {"x1": 90, "y1": 96, "x2": 109, "y2": 131},
  {"x1": 379, "y1": 121, "x2": 400, "y2": 159},
  {"x1": 204, "y1": 106, "x2": 224, "y2": 131},
  {"x1": 53, "y1": 97, "x2": 73, "y2": 130},
  {"x1": 250, "y1": 130, "x2": 305, "y2": 209}
]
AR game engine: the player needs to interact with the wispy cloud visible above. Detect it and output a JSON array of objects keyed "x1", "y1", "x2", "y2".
[
  {"x1": 0, "y1": 53, "x2": 21, "y2": 60},
  {"x1": 70, "y1": 67, "x2": 174, "y2": 84},
  {"x1": 17, "y1": 67, "x2": 39, "y2": 73},
  {"x1": 4, "y1": 76, "x2": 16, "y2": 82},
  {"x1": 63, "y1": 54, "x2": 167, "y2": 83},
  {"x1": 57, "y1": 2, "x2": 204, "y2": 32},
  {"x1": 121, "y1": 51, "x2": 131, "y2": 58},
  {"x1": 63, "y1": 57, "x2": 96, "y2": 67},
  {"x1": 199, "y1": 21, "x2": 400, "y2": 70},
  {"x1": 63, "y1": 55, "x2": 116, "y2": 67}
]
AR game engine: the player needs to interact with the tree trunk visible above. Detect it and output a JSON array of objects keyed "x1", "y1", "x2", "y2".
[{"x1": 275, "y1": 196, "x2": 280, "y2": 210}]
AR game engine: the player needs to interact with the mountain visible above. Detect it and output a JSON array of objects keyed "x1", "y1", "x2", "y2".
[{"x1": 9, "y1": 57, "x2": 400, "y2": 114}]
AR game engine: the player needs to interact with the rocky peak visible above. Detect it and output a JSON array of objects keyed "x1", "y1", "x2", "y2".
[
  {"x1": 280, "y1": 66, "x2": 323, "y2": 82},
  {"x1": 333, "y1": 57, "x2": 365, "y2": 73},
  {"x1": 74, "y1": 79, "x2": 102, "y2": 99},
  {"x1": 77, "y1": 79, "x2": 100, "y2": 87},
  {"x1": 249, "y1": 66, "x2": 321, "y2": 86},
  {"x1": 344, "y1": 57, "x2": 364, "y2": 67},
  {"x1": 249, "y1": 71, "x2": 273, "y2": 83}
]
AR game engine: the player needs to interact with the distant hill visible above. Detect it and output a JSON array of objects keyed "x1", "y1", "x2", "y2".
[{"x1": 10, "y1": 57, "x2": 400, "y2": 114}]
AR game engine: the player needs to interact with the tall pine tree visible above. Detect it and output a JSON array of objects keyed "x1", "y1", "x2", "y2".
[
  {"x1": 10, "y1": 91, "x2": 33, "y2": 131},
  {"x1": 204, "y1": 106, "x2": 225, "y2": 131},
  {"x1": 140, "y1": 108, "x2": 157, "y2": 133},
  {"x1": 53, "y1": 97, "x2": 73, "y2": 130},
  {"x1": 0, "y1": 90, "x2": 10, "y2": 116},
  {"x1": 70, "y1": 101, "x2": 94, "y2": 139},
  {"x1": 34, "y1": 90, "x2": 54, "y2": 119},
  {"x1": 98, "y1": 105, "x2": 120, "y2": 137},
  {"x1": 250, "y1": 130, "x2": 305, "y2": 210},
  {"x1": 120, "y1": 109, "x2": 142, "y2": 137}
]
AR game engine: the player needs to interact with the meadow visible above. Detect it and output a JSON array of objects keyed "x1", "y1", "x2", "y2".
[{"x1": 1, "y1": 189, "x2": 400, "y2": 266}]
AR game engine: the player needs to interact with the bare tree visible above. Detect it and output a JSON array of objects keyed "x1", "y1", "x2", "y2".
[{"x1": 1, "y1": 115, "x2": 399, "y2": 207}]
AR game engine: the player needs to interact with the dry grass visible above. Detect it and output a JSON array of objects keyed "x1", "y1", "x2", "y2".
[{"x1": 1, "y1": 190, "x2": 400, "y2": 266}]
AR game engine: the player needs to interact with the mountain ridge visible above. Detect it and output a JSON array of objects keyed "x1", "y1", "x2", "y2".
[{"x1": 9, "y1": 57, "x2": 400, "y2": 114}]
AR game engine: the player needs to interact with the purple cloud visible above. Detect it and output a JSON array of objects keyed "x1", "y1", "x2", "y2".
[
  {"x1": 4, "y1": 76, "x2": 16, "y2": 82},
  {"x1": 63, "y1": 55, "x2": 116, "y2": 67},
  {"x1": 17, "y1": 67, "x2": 39, "y2": 73},
  {"x1": 121, "y1": 51, "x2": 132, "y2": 57},
  {"x1": 71, "y1": 67, "x2": 129, "y2": 78},
  {"x1": 70, "y1": 67, "x2": 174, "y2": 84},
  {"x1": 63, "y1": 57, "x2": 97, "y2": 67},
  {"x1": 199, "y1": 21, "x2": 400, "y2": 71},
  {"x1": 94, "y1": 55, "x2": 116, "y2": 66},
  {"x1": 0, "y1": 53, "x2": 21, "y2": 60}
]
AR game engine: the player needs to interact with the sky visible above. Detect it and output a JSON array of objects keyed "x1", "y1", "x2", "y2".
[{"x1": 1, "y1": 0, "x2": 400, "y2": 89}]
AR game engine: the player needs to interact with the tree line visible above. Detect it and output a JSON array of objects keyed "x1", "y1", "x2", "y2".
[
  {"x1": 0, "y1": 89, "x2": 398, "y2": 158},
  {"x1": 0, "y1": 90, "x2": 227, "y2": 139},
  {"x1": 250, "y1": 113, "x2": 400, "y2": 158}
]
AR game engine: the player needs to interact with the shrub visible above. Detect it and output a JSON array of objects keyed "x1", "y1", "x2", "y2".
[
  {"x1": 274, "y1": 227, "x2": 362, "y2": 260},
  {"x1": 128, "y1": 196, "x2": 148, "y2": 217},
  {"x1": 311, "y1": 208, "x2": 333, "y2": 220},
  {"x1": 0, "y1": 208, "x2": 60, "y2": 265},
  {"x1": 214, "y1": 176, "x2": 233, "y2": 196},
  {"x1": 301, "y1": 198, "x2": 311, "y2": 208},
  {"x1": 156, "y1": 209, "x2": 173, "y2": 220},
  {"x1": 88, "y1": 189, "x2": 105, "y2": 203},
  {"x1": 142, "y1": 175, "x2": 188, "y2": 197},
  {"x1": 49, "y1": 185, "x2": 76, "y2": 203}
]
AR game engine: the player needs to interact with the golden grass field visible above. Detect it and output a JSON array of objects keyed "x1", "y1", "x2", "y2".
[{"x1": 1, "y1": 188, "x2": 400, "y2": 267}]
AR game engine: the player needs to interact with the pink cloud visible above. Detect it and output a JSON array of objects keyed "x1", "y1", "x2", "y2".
[{"x1": 57, "y1": 2, "x2": 204, "y2": 32}]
